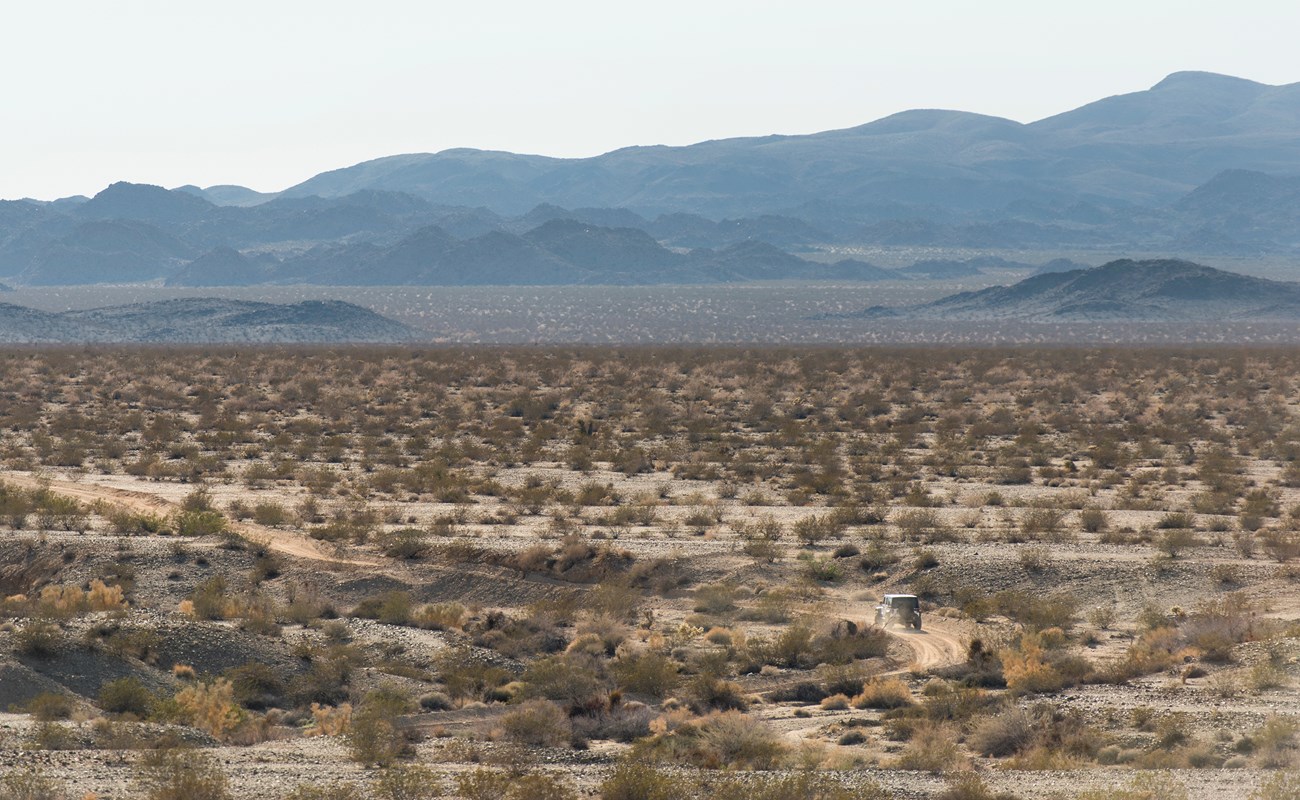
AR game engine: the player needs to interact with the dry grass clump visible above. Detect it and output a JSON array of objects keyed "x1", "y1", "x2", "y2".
[
  {"x1": 852, "y1": 676, "x2": 914, "y2": 709},
  {"x1": 499, "y1": 699, "x2": 573, "y2": 747}
]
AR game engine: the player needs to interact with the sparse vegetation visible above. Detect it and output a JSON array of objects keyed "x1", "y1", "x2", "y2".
[{"x1": 1, "y1": 346, "x2": 1299, "y2": 799}]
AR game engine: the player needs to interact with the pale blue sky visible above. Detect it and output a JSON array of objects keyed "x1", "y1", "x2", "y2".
[{"x1": 2, "y1": 0, "x2": 1297, "y2": 200}]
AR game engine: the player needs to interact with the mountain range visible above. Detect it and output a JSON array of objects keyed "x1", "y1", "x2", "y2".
[
  {"x1": 859, "y1": 259, "x2": 1300, "y2": 322},
  {"x1": 0, "y1": 298, "x2": 415, "y2": 343},
  {"x1": 1, "y1": 71, "x2": 1299, "y2": 286}
]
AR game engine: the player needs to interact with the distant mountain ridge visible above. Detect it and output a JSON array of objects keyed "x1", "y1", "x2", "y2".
[
  {"x1": 0, "y1": 298, "x2": 415, "y2": 343},
  {"x1": 1, "y1": 72, "x2": 1299, "y2": 285},
  {"x1": 280, "y1": 72, "x2": 1300, "y2": 216},
  {"x1": 861, "y1": 259, "x2": 1300, "y2": 322}
]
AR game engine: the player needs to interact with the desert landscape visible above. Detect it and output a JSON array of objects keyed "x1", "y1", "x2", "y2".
[{"x1": 0, "y1": 346, "x2": 1297, "y2": 799}]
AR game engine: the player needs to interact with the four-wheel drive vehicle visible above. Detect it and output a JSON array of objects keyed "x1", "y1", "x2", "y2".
[{"x1": 874, "y1": 594, "x2": 922, "y2": 630}]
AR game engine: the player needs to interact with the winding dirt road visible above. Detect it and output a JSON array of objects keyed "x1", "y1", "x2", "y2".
[{"x1": 0, "y1": 471, "x2": 378, "y2": 568}]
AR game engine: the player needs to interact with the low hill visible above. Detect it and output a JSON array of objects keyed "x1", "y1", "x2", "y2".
[
  {"x1": 862, "y1": 259, "x2": 1300, "y2": 322},
  {"x1": 0, "y1": 298, "x2": 415, "y2": 343}
]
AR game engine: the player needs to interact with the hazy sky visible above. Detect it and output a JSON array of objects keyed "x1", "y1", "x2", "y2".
[{"x1": 3, "y1": 0, "x2": 1298, "y2": 200}]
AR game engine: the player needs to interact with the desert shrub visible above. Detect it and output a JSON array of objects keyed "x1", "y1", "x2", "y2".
[
  {"x1": 1251, "y1": 771, "x2": 1300, "y2": 800},
  {"x1": 935, "y1": 775, "x2": 1021, "y2": 800},
  {"x1": 522, "y1": 653, "x2": 612, "y2": 713},
  {"x1": 1018, "y1": 545, "x2": 1053, "y2": 572},
  {"x1": 418, "y1": 691, "x2": 452, "y2": 711},
  {"x1": 353, "y1": 591, "x2": 413, "y2": 626},
  {"x1": 134, "y1": 748, "x2": 231, "y2": 800},
  {"x1": 99, "y1": 676, "x2": 155, "y2": 716},
  {"x1": 1252, "y1": 715, "x2": 1299, "y2": 768},
  {"x1": 371, "y1": 765, "x2": 443, "y2": 800},
  {"x1": 921, "y1": 682, "x2": 998, "y2": 724},
  {"x1": 684, "y1": 673, "x2": 750, "y2": 713},
  {"x1": 380, "y1": 529, "x2": 431, "y2": 560},
  {"x1": 173, "y1": 510, "x2": 228, "y2": 537},
  {"x1": 852, "y1": 676, "x2": 914, "y2": 709},
  {"x1": 252, "y1": 502, "x2": 290, "y2": 527},
  {"x1": 172, "y1": 679, "x2": 243, "y2": 740},
  {"x1": 1079, "y1": 507, "x2": 1108, "y2": 533},
  {"x1": 709, "y1": 772, "x2": 891, "y2": 800},
  {"x1": 1020, "y1": 507, "x2": 1066, "y2": 538},
  {"x1": 793, "y1": 514, "x2": 841, "y2": 546},
  {"x1": 802, "y1": 556, "x2": 843, "y2": 583},
  {"x1": 26, "y1": 692, "x2": 74, "y2": 721},
  {"x1": 1261, "y1": 529, "x2": 1300, "y2": 563},
  {"x1": 455, "y1": 770, "x2": 577, "y2": 800},
  {"x1": 1073, "y1": 773, "x2": 1188, "y2": 800},
  {"x1": 820, "y1": 693, "x2": 850, "y2": 710},
  {"x1": 992, "y1": 590, "x2": 1077, "y2": 631},
  {"x1": 693, "y1": 582, "x2": 740, "y2": 614},
  {"x1": 633, "y1": 710, "x2": 787, "y2": 769},
  {"x1": 106, "y1": 508, "x2": 172, "y2": 535},
  {"x1": 500, "y1": 699, "x2": 572, "y2": 747},
  {"x1": 26, "y1": 721, "x2": 80, "y2": 751},
  {"x1": 895, "y1": 509, "x2": 954, "y2": 543},
  {"x1": 282, "y1": 785, "x2": 366, "y2": 800},
  {"x1": 999, "y1": 633, "x2": 1093, "y2": 696},
  {"x1": 224, "y1": 662, "x2": 287, "y2": 710},
  {"x1": 14, "y1": 621, "x2": 63, "y2": 658},
  {"x1": 413, "y1": 601, "x2": 466, "y2": 631},
  {"x1": 0, "y1": 770, "x2": 69, "y2": 800},
  {"x1": 571, "y1": 703, "x2": 656, "y2": 743},
  {"x1": 1156, "y1": 528, "x2": 1200, "y2": 558},
  {"x1": 598, "y1": 760, "x2": 689, "y2": 800},
  {"x1": 895, "y1": 720, "x2": 965, "y2": 772},
  {"x1": 969, "y1": 707, "x2": 1034, "y2": 757},
  {"x1": 611, "y1": 650, "x2": 680, "y2": 698},
  {"x1": 348, "y1": 692, "x2": 413, "y2": 766},
  {"x1": 188, "y1": 576, "x2": 232, "y2": 620}
]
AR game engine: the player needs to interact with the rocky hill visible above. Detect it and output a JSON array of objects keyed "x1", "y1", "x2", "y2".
[
  {"x1": 0, "y1": 298, "x2": 415, "y2": 343},
  {"x1": 862, "y1": 259, "x2": 1300, "y2": 322}
]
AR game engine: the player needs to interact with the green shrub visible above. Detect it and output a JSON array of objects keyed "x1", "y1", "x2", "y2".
[
  {"x1": 174, "y1": 510, "x2": 228, "y2": 537},
  {"x1": 348, "y1": 692, "x2": 413, "y2": 766},
  {"x1": 611, "y1": 650, "x2": 680, "y2": 698},
  {"x1": 99, "y1": 677, "x2": 155, "y2": 716}
]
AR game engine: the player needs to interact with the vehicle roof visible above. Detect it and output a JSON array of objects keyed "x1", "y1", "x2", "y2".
[{"x1": 883, "y1": 594, "x2": 918, "y2": 600}]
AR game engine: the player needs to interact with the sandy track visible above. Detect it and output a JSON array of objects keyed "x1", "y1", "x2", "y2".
[
  {"x1": 888, "y1": 621, "x2": 968, "y2": 671},
  {"x1": 0, "y1": 471, "x2": 379, "y2": 568}
]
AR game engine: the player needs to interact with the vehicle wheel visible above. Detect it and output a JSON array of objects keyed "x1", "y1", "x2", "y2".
[{"x1": 914, "y1": 619, "x2": 922, "y2": 630}]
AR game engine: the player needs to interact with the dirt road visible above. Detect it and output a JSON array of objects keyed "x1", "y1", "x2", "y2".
[
  {"x1": 0, "y1": 471, "x2": 379, "y2": 568},
  {"x1": 888, "y1": 621, "x2": 968, "y2": 671}
]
